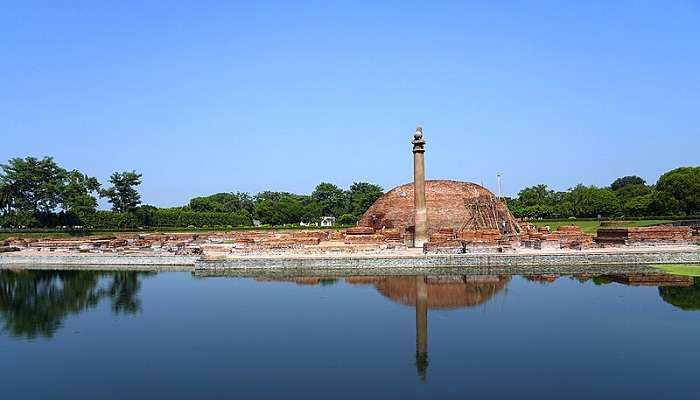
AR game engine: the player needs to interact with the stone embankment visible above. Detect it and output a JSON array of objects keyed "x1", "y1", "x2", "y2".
[
  {"x1": 1, "y1": 228, "x2": 699, "y2": 272},
  {"x1": 194, "y1": 247, "x2": 700, "y2": 272}
]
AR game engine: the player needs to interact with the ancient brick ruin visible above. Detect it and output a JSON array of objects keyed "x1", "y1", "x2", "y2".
[
  {"x1": 358, "y1": 180, "x2": 521, "y2": 253},
  {"x1": 520, "y1": 224, "x2": 595, "y2": 250},
  {"x1": 594, "y1": 226, "x2": 693, "y2": 246}
]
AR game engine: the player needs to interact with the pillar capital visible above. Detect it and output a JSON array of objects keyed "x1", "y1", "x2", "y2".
[{"x1": 412, "y1": 126, "x2": 425, "y2": 153}]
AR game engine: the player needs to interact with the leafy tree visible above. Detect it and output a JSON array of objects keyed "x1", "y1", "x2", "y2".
[
  {"x1": 613, "y1": 183, "x2": 652, "y2": 217},
  {"x1": 615, "y1": 183, "x2": 651, "y2": 203},
  {"x1": 622, "y1": 192, "x2": 654, "y2": 217},
  {"x1": 655, "y1": 166, "x2": 700, "y2": 215},
  {"x1": 517, "y1": 184, "x2": 557, "y2": 207},
  {"x1": 511, "y1": 185, "x2": 564, "y2": 218},
  {"x1": 562, "y1": 185, "x2": 620, "y2": 217},
  {"x1": 610, "y1": 176, "x2": 646, "y2": 191},
  {"x1": 0, "y1": 183, "x2": 17, "y2": 215},
  {"x1": 348, "y1": 182, "x2": 383, "y2": 216},
  {"x1": 648, "y1": 190, "x2": 681, "y2": 215},
  {"x1": 132, "y1": 204, "x2": 157, "y2": 226},
  {"x1": 255, "y1": 193, "x2": 321, "y2": 225},
  {"x1": 312, "y1": 182, "x2": 348, "y2": 217},
  {"x1": 60, "y1": 170, "x2": 101, "y2": 215},
  {"x1": 0, "y1": 156, "x2": 68, "y2": 214},
  {"x1": 101, "y1": 171, "x2": 142, "y2": 212},
  {"x1": 337, "y1": 213, "x2": 357, "y2": 226},
  {"x1": 189, "y1": 192, "x2": 255, "y2": 217}
]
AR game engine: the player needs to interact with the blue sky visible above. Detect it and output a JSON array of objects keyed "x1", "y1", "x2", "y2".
[{"x1": 2, "y1": 1, "x2": 699, "y2": 207}]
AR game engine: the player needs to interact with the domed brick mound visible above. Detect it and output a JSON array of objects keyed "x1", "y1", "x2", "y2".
[
  {"x1": 358, "y1": 180, "x2": 520, "y2": 238},
  {"x1": 370, "y1": 276, "x2": 511, "y2": 309}
]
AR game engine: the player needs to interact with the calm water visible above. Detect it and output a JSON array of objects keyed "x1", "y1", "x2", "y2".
[{"x1": 1, "y1": 270, "x2": 699, "y2": 399}]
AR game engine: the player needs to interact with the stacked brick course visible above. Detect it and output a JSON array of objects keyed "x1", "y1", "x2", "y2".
[{"x1": 595, "y1": 226, "x2": 693, "y2": 246}]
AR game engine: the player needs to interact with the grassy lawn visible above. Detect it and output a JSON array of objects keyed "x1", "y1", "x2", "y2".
[
  {"x1": 0, "y1": 232, "x2": 75, "y2": 241},
  {"x1": 655, "y1": 264, "x2": 700, "y2": 277},
  {"x1": 531, "y1": 219, "x2": 672, "y2": 234}
]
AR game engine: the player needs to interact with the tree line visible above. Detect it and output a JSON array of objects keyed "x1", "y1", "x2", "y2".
[
  {"x1": 506, "y1": 167, "x2": 700, "y2": 219},
  {"x1": 2, "y1": 156, "x2": 697, "y2": 228},
  {"x1": 0, "y1": 156, "x2": 384, "y2": 228}
]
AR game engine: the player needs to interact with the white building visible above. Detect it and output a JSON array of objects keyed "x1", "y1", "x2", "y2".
[{"x1": 320, "y1": 216, "x2": 336, "y2": 227}]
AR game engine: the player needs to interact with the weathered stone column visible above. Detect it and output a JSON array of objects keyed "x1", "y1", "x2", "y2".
[
  {"x1": 412, "y1": 127, "x2": 428, "y2": 248},
  {"x1": 415, "y1": 275, "x2": 428, "y2": 381}
]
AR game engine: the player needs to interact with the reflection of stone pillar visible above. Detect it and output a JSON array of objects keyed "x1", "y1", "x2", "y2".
[
  {"x1": 415, "y1": 275, "x2": 428, "y2": 381},
  {"x1": 412, "y1": 127, "x2": 428, "y2": 248}
]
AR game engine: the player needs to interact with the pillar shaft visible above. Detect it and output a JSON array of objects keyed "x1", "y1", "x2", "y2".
[
  {"x1": 412, "y1": 127, "x2": 428, "y2": 248},
  {"x1": 415, "y1": 275, "x2": 428, "y2": 380}
]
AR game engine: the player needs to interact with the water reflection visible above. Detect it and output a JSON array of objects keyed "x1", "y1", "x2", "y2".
[
  {"x1": 659, "y1": 281, "x2": 700, "y2": 310},
  {"x1": 0, "y1": 270, "x2": 153, "y2": 339},
  {"x1": 3, "y1": 269, "x2": 699, "y2": 368},
  {"x1": 348, "y1": 275, "x2": 510, "y2": 380},
  {"x1": 575, "y1": 272, "x2": 700, "y2": 309},
  {"x1": 259, "y1": 272, "x2": 700, "y2": 381}
]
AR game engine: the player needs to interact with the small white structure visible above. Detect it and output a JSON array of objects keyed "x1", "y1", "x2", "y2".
[
  {"x1": 299, "y1": 221, "x2": 319, "y2": 227},
  {"x1": 320, "y1": 216, "x2": 336, "y2": 227}
]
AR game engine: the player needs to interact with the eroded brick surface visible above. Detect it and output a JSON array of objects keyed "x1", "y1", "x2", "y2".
[{"x1": 359, "y1": 180, "x2": 520, "y2": 244}]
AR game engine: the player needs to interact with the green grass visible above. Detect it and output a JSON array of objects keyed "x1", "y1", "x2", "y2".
[
  {"x1": 0, "y1": 232, "x2": 74, "y2": 241},
  {"x1": 531, "y1": 219, "x2": 672, "y2": 234},
  {"x1": 655, "y1": 264, "x2": 700, "y2": 277}
]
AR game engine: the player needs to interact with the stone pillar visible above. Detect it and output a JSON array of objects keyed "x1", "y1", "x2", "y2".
[
  {"x1": 412, "y1": 127, "x2": 428, "y2": 248},
  {"x1": 415, "y1": 275, "x2": 428, "y2": 381}
]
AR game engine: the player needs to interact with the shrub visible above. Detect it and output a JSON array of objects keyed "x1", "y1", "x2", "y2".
[{"x1": 337, "y1": 213, "x2": 358, "y2": 225}]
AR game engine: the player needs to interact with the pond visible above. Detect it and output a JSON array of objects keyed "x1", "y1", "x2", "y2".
[{"x1": 1, "y1": 269, "x2": 699, "y2": 399}]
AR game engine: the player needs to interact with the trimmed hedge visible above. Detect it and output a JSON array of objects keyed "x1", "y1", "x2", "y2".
[
  {"x1": 151, "y1": 210, "x2": 251, "y2": 227},
  {"x1": 528, "y1": 215, "x2": 700, "y2": 223},
  {"x1": 64, "y1": 210, "x2": 252, "y2": 229}
]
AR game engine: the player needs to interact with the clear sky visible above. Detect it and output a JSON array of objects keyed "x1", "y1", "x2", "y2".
[{"x1": 2, "y1": 1, "x2": 699, "y2": 207}]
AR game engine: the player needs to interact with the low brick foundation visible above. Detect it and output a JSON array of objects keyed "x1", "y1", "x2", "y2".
[{"x1": 596, "y1": 226, "x2": 693, "y2": 245}]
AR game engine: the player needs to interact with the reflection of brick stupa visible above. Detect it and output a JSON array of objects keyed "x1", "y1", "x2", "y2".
[
  {"x1": 350, "y1": 275, "x2": 511, "y2": 309},
  {"x1": 347, "y1": 275, "x2": 510, "y2": 381}
]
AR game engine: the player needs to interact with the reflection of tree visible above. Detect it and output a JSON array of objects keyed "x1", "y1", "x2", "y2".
[
  {"x1": 0, "y1": 270, "x2": 153, "y2": 339},
  {"x1": 659, "y1": 281, "x2": 700, "y2": 311},
  {"x1": 108, "y1": 272, "x2": 145, "y2": 314}
]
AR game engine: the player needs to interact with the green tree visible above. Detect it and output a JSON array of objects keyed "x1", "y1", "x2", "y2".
[
  {"x1": 517, "y1": 184, "x2": 557, "y2": 207},
  {"x1": 61, "y1": 170, "x2": 101, "y2": 215},
  {"x1": 648, "y1": 189, "x2": 681, "y2": 215},
  {"x1": 254, "y1": 193, "x2": 321, "y2": 225},
  {"x1": 337, "y1": 213, "x2": 357, "y2": 225},
  {"x1": 101, "y1": 171, "x2": 142, "y2": 212},
  {"x1": 655, "y1": 166, "x2": 700, "y2": 215},
  {"x1": 189, "y1": 192, "x2": 255, "y2": 217},
  {"x1": 563, "y1": 185, "x2": 620, "y2": 217},
  {"x1": 610, "y1": 176, "x2": 646, "y2": 191},
  {"x1": 348, "y1": 182, "x2": 383, "y2": 216},
  {"x1": 622, "y1": 192, "x2": 654, "y2": 217},
  {"x1": 0, "y1": 183, "x2": 17, "y2": 215},
  {"x1": 0, "y1": 156, "x2": 67, "y2": 214},
  {"x1": 615, "y1": 183, "x2": 651, "y2": 203},
  {"x1": 132, "y1": 204, "x2": 157, "y2": 226},
  {"x1": 513, "y1": 184, "x2": 563, "y2": 218},
  {"x1": 311, "y1": 183, "x2": 348, "y2": 217}
]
